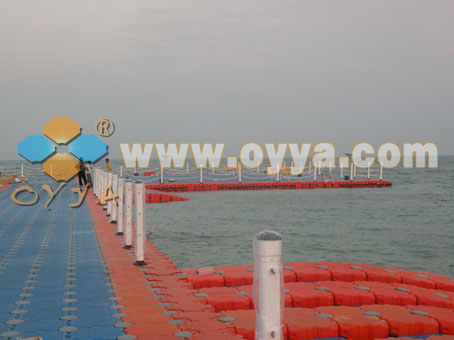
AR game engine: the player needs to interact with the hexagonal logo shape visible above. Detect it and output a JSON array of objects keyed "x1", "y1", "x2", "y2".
[
  {"x1": 43, "y1": 116, "x2": 81, "y2": 144},
  {"x1": 69, "y1": 134, "x2": 108, "y2": 162},
  {"x1": 18, "y1": 135, "x2": 55, "y2": 163},
  {"x1": 42, "y1": 154, "x2": 80, "y2": 182}
]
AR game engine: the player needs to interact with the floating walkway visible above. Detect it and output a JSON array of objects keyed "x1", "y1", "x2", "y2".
[
  {"x1": 2, "y1": 179, "x2": 453, "y2": 340},
  {"x1": 146, "y1": 179, "x2": 392, "y2": 193},
  {"x1": 0, "y1": 179, "x2": 125, "y2": 340}
]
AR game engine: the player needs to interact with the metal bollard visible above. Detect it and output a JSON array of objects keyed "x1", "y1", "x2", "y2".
[
  {"x1": 253, "y1": 230, "x2": 283, "y2": 340},
  {"x1": 110, "y1": 173, "x2": 118, "y2": 223},
  {"x1": 134, "y1": 181, "x2": 146, "y2": 266},
  {"x1": 116, "y1": 177, "x2": 124, "y2": 235},
  {"x1": 123, "y1": 180, "x2": 133, "y2": 249}
]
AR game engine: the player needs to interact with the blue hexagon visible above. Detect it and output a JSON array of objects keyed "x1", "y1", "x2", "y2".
[
  {"x1": 69, "y1": 134, "x2": 108, "y2": 162},
  {"x1": 18, "y1": 135, "x2": 56, "y2": 163}
]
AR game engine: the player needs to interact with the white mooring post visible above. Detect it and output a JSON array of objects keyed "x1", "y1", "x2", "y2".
[
  {"x1": 253, "y1": 230, "x2": 283, "y2": 340},
  {"x1": 96, "y1": 169, "x2": 101, "y2": 198},
  {"x1": 318, "y1": 162, "x2": 321, "y2": 176},
  {"x1": 160, "y1": 166, "x2": 164, "y2": 184},
  {"x1": 99, "y1": 170, "x2": 107, "y2": 199},
  {"x1": 313, "y1": 164, "x2": 317, "y2": 181},
  {"x1": 110, "y1": 173, "x2": 118, "y2": 223},
  {"x1": 276, "y1": 165, "x2": 280, "y2": 182},
  {"x1": 95, "y1": 169, "x2": 100, "y2": 197},
  {"x1": 134, "y1": 181, "x2": 146, "y2": 266},
  {"x1": 93, "y1": 169, "x2": 97, "y2": 197},
  {"x1": 97, "y1": 170, "x2": 102, "y2": 199},
  {"x1": 102, "y1": 171, "x2": 108, "y2": 210},
  {"x1": 107, "y1": 172, "x2": 113, "y2": 216},
  {"x1": 367, "y1": 161, "x2": 371, "y2": 179},
  {"x1": 380, "y1": 162, "x2": 383, "y2": 180},
  {"x1": 116, "y1": 177, "x2": 124, "y2": 235},
  {"x1": 353, "y1": 163, "x2": 357, "y2": 178},
  {"x1": 239, "y1": 164, "x2": 242, "y2": 183},
  {"x1": 124, "y1": 180, "x2": 133, "y2": 249},
  {"x1": 200, "y1": 166, "x2": 203, "y2": 183},
  {"x1": 350, "y1": 163, "x2": 354, "y2": 181}
]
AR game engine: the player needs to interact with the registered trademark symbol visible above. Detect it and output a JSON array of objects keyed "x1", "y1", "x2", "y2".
[{"x1": 95, "y1": 118, "x2": 115, "y2": 137}]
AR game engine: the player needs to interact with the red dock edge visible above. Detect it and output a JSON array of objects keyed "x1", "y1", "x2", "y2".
[
  {"x1": 86, "y1": 192, "x2": 454, "y2": 340},
  {"x1": 146, "y1": 179, "x2": 392, "y2": 193}
]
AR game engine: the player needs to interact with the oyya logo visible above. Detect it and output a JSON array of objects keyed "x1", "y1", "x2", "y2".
[{"x1": 18, "y1": 116, "x2": 108, "y2": 181}]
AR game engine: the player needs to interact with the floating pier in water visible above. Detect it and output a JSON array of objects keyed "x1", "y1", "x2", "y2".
[{"x1": 1, "y1": 173, "x2": 453, "y2": 340}]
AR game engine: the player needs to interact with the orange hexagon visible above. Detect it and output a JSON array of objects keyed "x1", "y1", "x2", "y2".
[
  {"x1": 43, "y1": 116, "x2": 81, "y2": 144},
  {"x1": 42, "y1": 153, "x2": 79, "y2": 181}
]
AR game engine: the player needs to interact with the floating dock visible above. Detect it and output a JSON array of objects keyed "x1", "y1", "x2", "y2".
[{"x1": 2, "y1": 180, "x2": 454, "y2": 340}]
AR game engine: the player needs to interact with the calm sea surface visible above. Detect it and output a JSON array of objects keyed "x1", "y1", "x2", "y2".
[
  {"x1": 145, "y1": 157, "x2": 454, "y2": 277},
  {"x1": 1, "y1": 157, "x2": 453, "y2": 277}
]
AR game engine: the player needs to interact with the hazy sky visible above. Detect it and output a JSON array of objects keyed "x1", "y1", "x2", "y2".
[{"x1": 1, "y1": 0, "x2": 453, "y2": 160}]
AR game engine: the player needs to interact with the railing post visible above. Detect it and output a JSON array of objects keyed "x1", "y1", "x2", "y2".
[
  {"x1": 110, "y1": 173, "x2": 118, "y2": 223},
  {"x1": 350, "y1": 162, "x2": 354, "y2": 181},
  {"x1": 93, "y1": 168, "x2": 99, "y2": 197},
  {"x1": 97, "y1": 170, "x2": 102, "y2": 199},
  {"x1": 123, "y1": 180, "x2": 133, "y2": 249},
  {"x1": 116, "y1": 177, "x2": 124, "y2": 235},
  {"x1": 239, "y1": 164, "x2": 242, "y2": 183},
  {"x1": 353, "y1": 162, "x2": 357, "y2": 178},
  {"x1": 102, "y1": 171, "x2": 108, "y2": 209},
  {"x1": 313, "y1": 163, "x2": 317, "y2": 181},
  {"x1": 276, "y1": 165, "x2": 279, "y2": 182},
  {"x1": 107, "y1": 172, "x2": 113, "y2": 216},
  {"x1": 134, "y1": 181, "x2": 146, "y2": 265},
  {"x1": 318, "y1": 162, "x2": 321, "y2": 176},
  {"x1": 200, "y1": 166, "x2": 203, "y2": 183},
  {"x1": 380, "y1": 162, "x2": 383, "y2": 180},
  {"x1": 253, "y1": 230, "x2": 283, "y2": 340}
]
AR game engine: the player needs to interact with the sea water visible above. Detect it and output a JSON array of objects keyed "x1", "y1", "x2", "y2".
[
  {"x1": 146, "y1": 156, "x2": 454, "y2": 277},
  {"x1": 1, "y1": 157, "x2": 453, "y2": 277}
]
